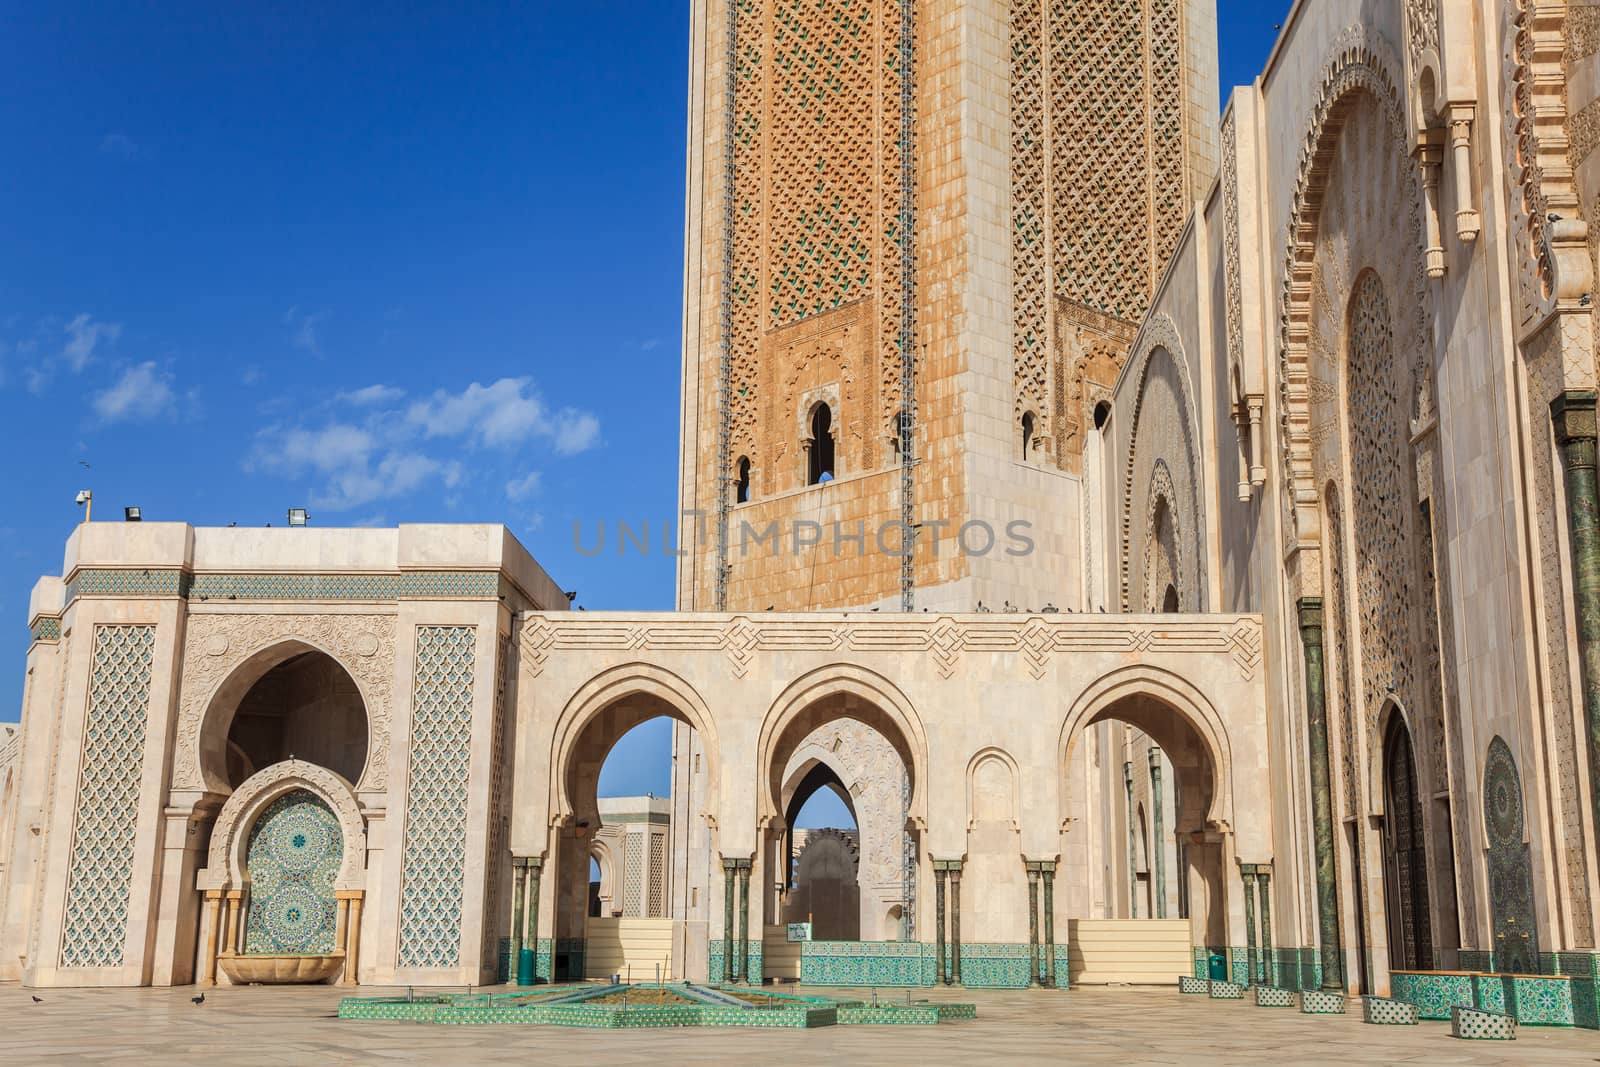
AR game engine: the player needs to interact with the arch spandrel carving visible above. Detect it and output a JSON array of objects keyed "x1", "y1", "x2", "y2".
[
  {"x1": 1275, "y1": 33, "x2": 1422, "y2": 596},
  {"x1": 200, "y1": 758, "x2": 366, "y2": 892},
  {"x1": 173, "y1": 614, "x2": 395, "y2": 795}
]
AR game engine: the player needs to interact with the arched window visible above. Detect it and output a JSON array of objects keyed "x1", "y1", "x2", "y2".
[
  {"x1": 890, "y1": 410, "x2": 911, "y2": 462},
  {"x1": 1093, "y1": 401, "x2": 1112, "y2": 430},
  {"x1": 735, "y1": 456, "x2": 751, "y2": 503},
  {"x1": 1021, "y1": 412, "x2": 1036, "y2": 462},
  {"x1": 808, "y1": 404, "x2": 836, "y2": 485},
  {"x1": 1161, "y1": 584, "x2": 1180, "y2": 613}
]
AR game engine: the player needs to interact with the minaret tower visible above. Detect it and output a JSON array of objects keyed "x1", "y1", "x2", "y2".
[{"x1": 675, "y1": 0, "x2": 1218, "y2": 614}]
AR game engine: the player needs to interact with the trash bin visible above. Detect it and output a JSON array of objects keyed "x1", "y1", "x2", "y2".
[
  {"x1": 1208, "y1": 954, "x2": 1227, "y2": 981},
  {"x1": 517, "y1": 947, "x2": 535, "y2": 986}
]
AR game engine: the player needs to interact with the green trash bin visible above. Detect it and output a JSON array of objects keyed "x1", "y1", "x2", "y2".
[{"x1": 1208, "y1": 954, "x2": 1227, "y2": 981}]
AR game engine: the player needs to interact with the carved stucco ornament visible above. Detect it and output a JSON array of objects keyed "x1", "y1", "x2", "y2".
[{"x1": 173, "y1": 613, "x2": 396, "y2": 793}]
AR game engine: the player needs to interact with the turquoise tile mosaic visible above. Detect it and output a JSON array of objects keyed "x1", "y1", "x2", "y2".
[
  {"x1": 1472, "y1": 972, "x2": 1507, "y2": 1013},
  {"x1": 29, "y1": 616, "x2": 60, "y2": 643},
  {"x1": 242, "y1": 789, "x2": 341, "y2": 954},
  {"x1": 1451, "y1": 1005, "x2": 1516, "y2": 1040},
  {"x1": 798, "y1": 941, "x2": 937, "y2": 987},
  {"x1": 955, "y1": 942, "x2": 1034, "y2": 989},
  {"x1": 1389, "y1": 971, "x2": 1474, "y2": 1020},
  {"x1": 62, "y1": 567, "x2": 506, "y2": 610},
  {"x1": 1506, "y1": 974, "x2": 1576, "y2": 1026}
]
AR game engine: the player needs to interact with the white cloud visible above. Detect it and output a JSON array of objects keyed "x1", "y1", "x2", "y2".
[
  {"x1": 341, "y1": 384, "x2": 404, "y2": 406},
  {"x1": 248, "y1": 374, "x2": 597, "y2": 513},
  {"x1": 505, "y1": 470, "x2": 542, "y2": 501},
  {"x1": 552, "y1": 409, "x2": 601, "y2": 454},
  {"x1": 284, "y1": 307, "x2": 330, "y2": 356},
  {"x1": 407, "y1": 377, "x2": 600, "y2": 452},
  {"x1": 62, "y1": 314, "x2": 121, "y2": 372},
  {"x1": 93, "y1": 362, "x2": 175, "y2": 422}
]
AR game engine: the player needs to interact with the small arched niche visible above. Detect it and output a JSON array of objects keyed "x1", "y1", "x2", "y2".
[{"x1": 225, "y1": 651, "x2": 369, "y2": 788}]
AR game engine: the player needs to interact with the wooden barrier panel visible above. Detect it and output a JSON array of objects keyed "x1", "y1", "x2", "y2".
[
  {"x1": 1067, "y1": 919, "x2": 1191, "y2": 985},
  {"x1": 583, "y1": 918, "x2": 675, "y2": 981},
  {"x1": 762, "y1": 925, "x2": 803, "y2": 981}
]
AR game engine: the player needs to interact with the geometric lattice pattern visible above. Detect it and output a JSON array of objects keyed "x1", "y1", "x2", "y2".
[
  {"x1": 624, "y1": 833, "x2": 645, "y2": 918},
  {"x1": 397, "y1": 625, "x2": 476, "y2": 968},
  {"x1": 1255, "y1": 986, "x2": 1296, "y2": 1007},
  {"x1": 59, "y1": 624, "x2": 156, "y2": 968},
  {"x1": 1363, "y1": 995, "x2": 1420, "y2": 1025},
  {"x1": 1299, "y1": 989, "x2": 1346, "y2": 1014},
  {"x1": 62, "y1": 568, "x2": 503, "y2": 608},
  {"x1": 724, "y1": 0, "x2": 909, "y2": 465},
  {"x1": 1010, "y1": 0, "x2": 1190, "y2": 463},
  {"x1": 243, "y1": 789, "x2": 342, "y2": 955},
  {"x1": 648, "y1": 834, "x2": 666, "y2": 918},
  {"x1": 1451, "y1": 1005, "x2": 1517, "y2": 1040}
]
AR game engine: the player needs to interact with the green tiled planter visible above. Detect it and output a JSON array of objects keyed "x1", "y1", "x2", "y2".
[
  {"x1": 1506, "y1": 974, "x2": 1576, "y2": 1026},
  {"x1": 1451, "y1": 1005, "x2": 1516, "y2": 1040},
  {"x1": 1362, "y1": 996, "x2": 1419, "y2": 1025},
  {"x1": 1299, "y1": 990, "x2": 1345, "y2": 1014},
  {"x1": 799, "y1": 941, "x2": 937, "y2": 987},
  {"x1": 1208, "y1": 980, "x2": 1244, "y2": 999},
  {"x1": 1253, "y1": 986, "x2": 1294, "y2": 1007},
  {"x1": 1178, "y1": 975, "x2": 1208, "y2": 994}
]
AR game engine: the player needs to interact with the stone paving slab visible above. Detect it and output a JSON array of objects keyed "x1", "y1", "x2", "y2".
[{"x1": 2, "y1": 983, "x2": 1597, "y2": 1065}]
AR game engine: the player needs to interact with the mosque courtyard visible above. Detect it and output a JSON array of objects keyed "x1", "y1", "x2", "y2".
[{"x1": 2, "y1": 982, "x2": 1596, "y2": 1066}]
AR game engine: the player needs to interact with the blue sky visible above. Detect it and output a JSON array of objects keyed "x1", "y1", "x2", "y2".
[{"x1": 1, "y1": 2, "x2": 1290, "y2": 821}]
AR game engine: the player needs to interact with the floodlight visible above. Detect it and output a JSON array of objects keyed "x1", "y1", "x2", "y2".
[
  {"x1": 287, "y1": 508, "x2": 310, "y2": 527},
  {"x1": 75, "y1": 490, "x2": 90, "y2": 506},
  {"x1": 124, "y1": 507, "x2": 142, "y2": 522}
]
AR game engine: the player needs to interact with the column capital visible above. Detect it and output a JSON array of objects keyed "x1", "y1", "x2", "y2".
[
  {"x1": 1553, "y1": 390, "x2": 1599, "y2": 444},
  {"x1": 932, "y1": 858, "x2": 964, "y2": 872},
  {"x1": 1238, "y1": 862, "x2": 1258, "y2": 876},
  {"x1": 1296, "y1": 597, "x2": 1323, "y2": 635}
]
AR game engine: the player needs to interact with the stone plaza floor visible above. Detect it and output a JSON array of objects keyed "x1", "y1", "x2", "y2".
[{"x1": 2, "y1": 982, "x2": 1596, "y2": 1065}]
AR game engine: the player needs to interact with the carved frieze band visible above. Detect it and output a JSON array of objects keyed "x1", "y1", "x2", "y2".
[{"x1": 518, "y1": 614, "x2": 1263, "y2": 682}]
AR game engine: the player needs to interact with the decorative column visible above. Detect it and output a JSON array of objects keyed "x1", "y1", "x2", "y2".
[
  {"x1": 509, "y1": 857, "x2": 526, "y2": 983},
  {"x1": 1027, "y1": 862, "x2": 1041, "y2": 987},
  {"x1": 338, "y1": 890, "x2": 364, "y2": 986},
  {"x1": 721, "y1": 858, "x2": 737, "y2": 984},
  {"x1": 1042, "y1": 862, "x2": 1057, "y2": 988},
  {"x1": 950, "y1": 862, "x2": 964, "y2": 985},
  {"x1": 1247, "y1": 398, "x2": 1265, "y2": 485},
  {"x1": 1124, "y1": 761, "x2": 1137, "y2": 918},
  {"x1": 200, "y1": 891, "x2": 223, "y2": 986},
  {"x1": 1256, "y1": 866, "x2": 1274, "y2": 987},
  {"x1": 1448, "y1": 106, "x2": 1480, "y2": 241},
  {"x1": 1554, "y1": 392, "x2": 1600, "y2": 864},
  {"x1": 1240, "y1": 863, "x2": 1258, "y2": 987},
  {"x1": 1419, "y1": 141, "x2": 1447, "y2": 278},
  {"x1": 1149, "y1": 749, "x2": 1166, "y2": 919},
  {"x1": 525, "y1": 858, "x2": 543, "y2": 984},
  {"x1": 934, "y1": 863, "x2": 948, "y2": 985},
  {"x1": 223, "y1": 889, "x2": 244, "y2": 956},
  {"x1": 737, "y1": 859, "x2": 752, "y2": 984},
  {"x1": 1298, "y1": 598, "x2": 1344, "y2": 990}
]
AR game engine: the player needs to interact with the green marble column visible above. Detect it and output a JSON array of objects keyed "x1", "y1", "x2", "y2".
[
  {"x1": 721, "y1": 859, "x2": 736, "y2": 984},
  {"x1": 1240, "y1": 863, "x2": 1258, "y2": 987},
  {"x1": 737, "y1": 860, "x2": 751, "y2": 984},
  {"x1": 1298, "y1": 597, "x2": 1344, "y2": 990},
  {"x1": 509, "y1": 857, "x2": 525, "y2": 979},
  {"x1": 526, "y1": 858, "x2": 543, "y2": 983},
  {"x1": 1149, "y1": 749, "x2": 1167, "y2": 919},
  {"x1": 1554, "y1": 391, "x2": 1600, "y2": 863},
  {"x1": 1124, "y1": 760, "x2": 1138, "y2": 918},
  {"x1": 934, "y1": 865, "x2": 948, "y2": 985},
  {"x1": 1043, "y1": 863, "x2": 1057, "y2": 989},
  {"x1": 950, "y1": 865, "x2": 963, "y2": 985},
  {"x1": 1027, "y1": 863, "x2": 1041, "y2": 987},
  {"x1": 1256, "y1": 867, "x2": 1274, "y2": 987}
]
